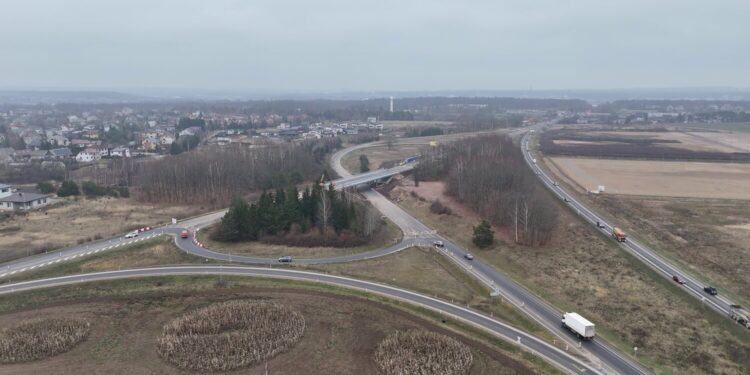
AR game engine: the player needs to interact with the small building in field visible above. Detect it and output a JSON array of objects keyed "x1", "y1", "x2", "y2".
[{"x1": 0, "y1": 190, "x2": 51, "y2": 211}]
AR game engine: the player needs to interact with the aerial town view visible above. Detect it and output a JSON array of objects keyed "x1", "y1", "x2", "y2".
[{"x1": 0, "y1": 1, "x2": 748, "y2": 374}]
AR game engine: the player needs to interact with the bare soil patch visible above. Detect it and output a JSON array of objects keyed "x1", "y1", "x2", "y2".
[
  {"x1": 0, "y1": 197, "x2": 203, "y2": 262},
  {"x1": 549, "y1": 157, "x2": 750, "y2": 199},
  {"x1": 0, "y1": 289, "x2": 534, "y2": 375}
]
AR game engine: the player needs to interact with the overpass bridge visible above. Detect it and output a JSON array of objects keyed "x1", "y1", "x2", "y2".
[{"x1": 328, "y1": 163, "x2": 415, "y2": 190}]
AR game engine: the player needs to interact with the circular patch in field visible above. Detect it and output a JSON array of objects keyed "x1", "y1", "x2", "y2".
[
  {"x1": 0, "y1": 318, "x2": 91, "y2": 363},
  {"x1": 157, "y1": 300, "x2": 305, "y2": 372},
  {"x1": 374, "y1": 330, "x2": 473, "y2": 375}
]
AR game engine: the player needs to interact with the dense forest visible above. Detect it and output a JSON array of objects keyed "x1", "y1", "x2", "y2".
[
  {"x1": 134, "y1": 139, "x2": 340, "y2": 206},
  {"x1": 213, "y1": 185, "x2": 383, "y2": 247},
  {"x1": 416, "y1": 134, "x2": 557, "y2": 246}
]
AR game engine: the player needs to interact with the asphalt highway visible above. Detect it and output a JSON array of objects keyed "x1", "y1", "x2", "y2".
[
  {"x1": 331, "y1": 136, "x2": 649, "y2": 375},
  {"x1": 521, "y1": 131, "x2": 744, "y2": 324},
  {"x1": 0, "y1": 265, "x2": 599, "y2": 375},
  {"x1": 0, "y1": 133, "x2": 649, "y2": 374}
]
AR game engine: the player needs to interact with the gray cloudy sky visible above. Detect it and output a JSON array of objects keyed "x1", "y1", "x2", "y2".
[{"x1": 1, "y1": 0, "x2": 748, "y2": 92}]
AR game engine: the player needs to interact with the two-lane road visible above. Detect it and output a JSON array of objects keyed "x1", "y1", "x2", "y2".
[
  {"x1": 331, "y1": 136, "x2": 649, "y2": 375},
  {"x1": 0, "y1": 265, "x2": 600, "y2": 375}
]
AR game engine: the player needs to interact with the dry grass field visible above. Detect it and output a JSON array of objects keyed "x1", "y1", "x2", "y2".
[
  {"x1": 0, "y1": 287, "x2": 543, "y2": 374},
  {"x1": 0, "y1": 197, "x2": 203, "y2": 262},
  {"x1": 387, "y1": 183, "x2": 750, "y2": 375},
  {"x1": 579, "y1": 194, "x2": 750, "y2": 305},
  {"x1": 548, "y1": 157, "x2": 750, "y2": 199},
  {"x1": 342, "y1": 144, "x2": 425, "y2": 172}
]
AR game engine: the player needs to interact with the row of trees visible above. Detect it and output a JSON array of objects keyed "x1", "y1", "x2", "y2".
[
  {"x1": 135, "y1": 139, "x2": 340, "y2": 206},
  {"x1": 213, "y1": 184, "x2": 382, "y2": 245},
  {"x1": 53, "y1": 180, "x2": 129, "y2": 198},
  {"x1": 416, "y1": 134, "x2": 557, "y2": 246}
]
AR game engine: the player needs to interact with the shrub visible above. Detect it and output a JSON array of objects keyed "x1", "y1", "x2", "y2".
[
  {"x1": 57, "y1": 180, "x2": 80, "y2": 197},
  {"x1": 157, "y1": 301, "x2": 305, "y2": 372},
  {"x1": 0, "y1": 318, "x2": 91, "y2": 363},
  {"x1": 36, "y1": 181, "x2": 55, "y2": 194},
  {"x1": 374, "y1": 330, "x2": 472, "y2": 375},
  {"x1": 429, "y1": 200, "x2": 452, "y2": 215}
]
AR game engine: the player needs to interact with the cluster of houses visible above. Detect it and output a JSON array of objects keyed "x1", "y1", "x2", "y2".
[{"x1": 0, "y1": 145, "x2": 132, "y2": 164}]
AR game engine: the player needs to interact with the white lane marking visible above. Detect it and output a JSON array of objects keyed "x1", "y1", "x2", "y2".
[
  {"x1": 0, "y1": 273, "x2": 5, "y2": 277},
  {"x1": 86, "y1": 251, "x2": 92, "y2": 255},
  {"x1": 30, "y1": 265, "x2": 38, "y2": 270},
  {"x1": 64, "y1": 257, "x2": 70, "y2": 261},
  {"x1": 20, "y1": 268, "x2": 26, "y2": 272},
  {"x1": 9, "y1": 271, "x2": 16, "y2": 275},
  {"x1": 54, "y1": 259, "x2": 61, "y2": 263}
]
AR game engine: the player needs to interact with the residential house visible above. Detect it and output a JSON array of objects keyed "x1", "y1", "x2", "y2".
[
  {"x1": 142, "y1": 137, "x2": 159, "y2": 151},
  {"x1": 110, "y1": 147, "x2": 131, "y2": 158},
  {"x1": 15, "y1": 150, "x2": 47, "y2": 162},
  {"x1": 47, "y1": 147, "x2": 73, "y2": 160},
  {"x1": 0, "y1": 185, "x2": 50, "y2": 211},
  {"x1": 160, "y1": 134, "x2": 175, "y2": 145},
  {"x1": 75, "y1": 148, "x2": 101, "y2": 163},
  {"x1": 48, "y1": 134, "x2": 70, "y2": 147},
  {"x1": 0, "y1": 192, "x2": 51, "y2": 211},
  {"x1": 179, "y1": 127, "x2": 200, "y2": 137}
]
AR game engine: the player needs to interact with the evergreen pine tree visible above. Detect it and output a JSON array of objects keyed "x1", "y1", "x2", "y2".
[{"x1": 472, "y1": 220, "x2": 494, "y2": 248}]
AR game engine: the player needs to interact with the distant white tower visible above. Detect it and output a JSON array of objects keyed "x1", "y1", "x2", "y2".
[{"x1": 389, "y1": 96, "x2": 394, "y2": 113}]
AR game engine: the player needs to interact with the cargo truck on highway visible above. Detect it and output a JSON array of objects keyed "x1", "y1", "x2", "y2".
[
  {"x1": 562, "y1": 312, "x2": 595, "y2": 340},
  {"x1": 612, "y1": 227, "x2": 627, "y2": 242}
]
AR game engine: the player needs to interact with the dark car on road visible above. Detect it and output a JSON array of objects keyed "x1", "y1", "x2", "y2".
[
  {"x1": 704, "y1": 286, "x2": 718, "y2": 296},
  {"x1": 672, "y1": 275, "x2": 686, "y2": 285},
  {"x1": 278, "y1": 256, "x2": 293, "y2": 263}
]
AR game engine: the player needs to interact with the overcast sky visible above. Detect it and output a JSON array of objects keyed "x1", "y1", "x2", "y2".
[{"x1": 1, "y1": 0, "x2": 748, "y2": 93}]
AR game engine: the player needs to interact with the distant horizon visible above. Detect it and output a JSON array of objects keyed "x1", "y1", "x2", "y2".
[{"x1": 2, "y1": 86, "x2": 750, "y2": 105}]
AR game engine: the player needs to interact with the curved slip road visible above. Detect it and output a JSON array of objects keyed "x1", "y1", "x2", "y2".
[
  {"x1": 521, "y1": 131, "x2": 747, "y2": 327},
  {"x1": 0, "y1": 265, "x2": 599, "y2": 375}
]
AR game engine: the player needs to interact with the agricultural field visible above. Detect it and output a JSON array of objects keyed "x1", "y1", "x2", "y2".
[
  {"x1": 540, "y1": 127, "x2": 750, "y2": 162},
  {"x1": 386, "y1": 180, "x2": 750, "y2": 375},
  {"x1": 0, "y1": 197, "x2": 203, "y2": 263},
  {"x1": 547, "y1": 157, "x2": 750, "y2": 199},
  {"x1": 0, "y1": 279, "x2": 551, "y2": 375}
]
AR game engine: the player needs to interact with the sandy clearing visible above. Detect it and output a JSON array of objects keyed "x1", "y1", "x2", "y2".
[{"x1": 549, "y1": 157, "x2": 750, "y2": 199}]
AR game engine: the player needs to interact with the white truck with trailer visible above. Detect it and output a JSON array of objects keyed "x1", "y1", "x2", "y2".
[{"x1": 561, "y1": 312, "x2": 596, "y2": 340}]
